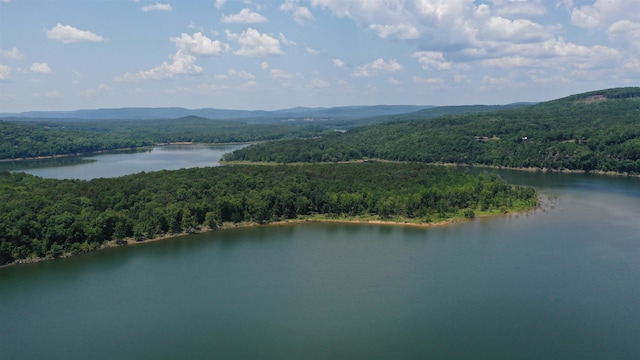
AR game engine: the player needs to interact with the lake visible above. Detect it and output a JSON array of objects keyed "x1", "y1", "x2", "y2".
[
  {"x1": 1, "y1": 150, "x2": 639, "y2": 359},
  {"x1": 0, "y1": 143, "x2": 247, "y2": 180}
]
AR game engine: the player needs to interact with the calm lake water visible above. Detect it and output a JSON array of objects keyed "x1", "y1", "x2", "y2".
[
  {"x1": 0, "y1": 143, "x2": 246, "y2": 180},
  {"x1": 1, "y1": 149, "x2": 639, "y2": 359}
]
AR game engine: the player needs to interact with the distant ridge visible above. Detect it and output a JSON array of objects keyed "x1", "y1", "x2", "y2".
[{"x1": 0, "y1": 105, "x2": 432, "y2": 121}]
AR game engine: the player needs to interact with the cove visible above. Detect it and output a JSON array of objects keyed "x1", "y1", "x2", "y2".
[
  {"x1": 0, "y1": 143, "x2": 247, "y2": 180},
  {"x1": 1, "y1": 169, "x2": 639, "y2": 359}
]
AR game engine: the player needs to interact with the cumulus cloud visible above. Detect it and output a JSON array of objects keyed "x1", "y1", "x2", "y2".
[
  {"x1": 311, "y1": 78, "x2": 329, "y2": 88},
  {"x1": 45, "y1": 23, "x2": 105, "y2": 43},
  {"x1": 352, "y1": 58, "x2": 404, "y2": 77},
  {"x1": 270, "y1": 69, "x2": 293, "y2": 79},
  {"x1": 333, "y1": 58, "x2": 347, "y2": 69},
  {"x1": 489, "y1": 0, "x2": 547, "y2": 17},
  {"x1": 215, "y1": 0, "x2": 226, "y2": 9},
  {"x1": 608, "y1": 20, "x2": 640, "y2": 52},
  {"x1": 226, "y1": 28, "x2": 283, "y2": 57},
  {"x1": 481, "y1": 16, "x2": 551, "y2": 43},
  {"x1": 312, "y1": 0, "x2": 635, "y2": 86},
  {"x1": 0, "y1": 64, "x2": 10, "y2": 80},
  {"x1": 115, "y1": 51, "x2": 201, "y2": 81},
  {"x1": 30, "y1": 62, "x2": 53, "y2": 74},
  {"x1": 0, "y1": 47, "x2": 24, "y2": 60},
  {"x1": 412, "y1": 51, "x2": 452, "y2": 71},
  {"x1": 279, "y1": 33, "x2": 296, "y2": 46},
  {"x1": 171, "y1": 32, "x2": 223, "y2": 57},
  {"x1": 570, "y1": 0, "x2": 639, "y2": 30},
  {"x1": 115, "y1": 31, "x2": 227, "y2": 81},
  {"x1": 369, "y1": 24, "x2": 420, "y2": 40},
  {"x1": 306, "y1": 47, "x2": 322, "y2": 55},
  {"x1": 141, "y1": 2, "x2": 172, "y2": 12},
  {"x1": 221, "y1": 8, "x2": 268, "y2": 24},
  {"x1": 280, "y1": 0, "x2": 315, "y2": 25},
  {"x1": 217, "y1": 69, "x2": 256, "y2": 80}
]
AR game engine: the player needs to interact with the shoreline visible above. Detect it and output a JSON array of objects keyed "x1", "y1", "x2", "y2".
[
  {"x1": 0, "y1": 142, "x2": 254, "y2": 163},
  {"x1": 222, "y1": 159, "x2": 640, "y2": 177},
  {"x1": 0, "y1": 204, "x2": 539, "y2": 268},
  {"x1": 2, "y1": 146, "x2": 638, "y2": 177}
]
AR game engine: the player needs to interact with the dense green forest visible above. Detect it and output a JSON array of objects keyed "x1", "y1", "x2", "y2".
[
  {"x1": 224, "y1": 88, "x2": 640, "y2": 174},
  {"x1": 0, "y1": 163, "x2": 537, "y2": 265},
  {"x1": 0, "y1": 117, "x2": 327, "y2": 160},
  {"x1": 0, "y1": 103, "x2": 535, "y2": 160}
]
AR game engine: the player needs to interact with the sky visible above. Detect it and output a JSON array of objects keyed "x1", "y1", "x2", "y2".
[{"x1": 0, "y1": 0, "x2": 639, "y2": 112}]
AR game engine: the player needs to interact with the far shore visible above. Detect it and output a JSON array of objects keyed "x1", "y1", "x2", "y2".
[
  {"x1": 1, "y1": 200, "x2": 544, "y2": 268},
  {"x1": 0, "y1": 141, "x2": 254, "y2": 163},
  {"x1": 3, "y1": 144, "x2": 638, "y2": 177}
]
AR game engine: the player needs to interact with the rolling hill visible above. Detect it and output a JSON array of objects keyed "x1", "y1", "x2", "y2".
[{"x1": 223, "y1": 87, "x2": 640, "y2": 174}]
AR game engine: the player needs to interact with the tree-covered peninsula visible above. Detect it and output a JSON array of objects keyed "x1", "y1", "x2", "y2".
[
  {"x1": 223, "y1": 87, "x2": 640, "y2": 174},
  {"x1": 0, "y1": 163, "x2": 537, "y2": 266}
]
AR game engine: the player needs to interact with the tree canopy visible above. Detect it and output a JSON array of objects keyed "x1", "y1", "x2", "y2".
[
  {"x1": 224, "y1": 87, "x2": 640, "y2": 174},
  {"x1": 0, "y1": 163, "x2": 537, "y2": 266}
]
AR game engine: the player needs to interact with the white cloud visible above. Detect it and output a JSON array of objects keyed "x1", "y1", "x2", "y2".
[
  {"x1": 221, "y1": 8, "x2": 267, "y2": 24},
  {"x1": 115, "y1": 51, "x2": 202, "y2": 81},
  {"x1": 116, "y1": 31, "x2": 225, "y2": 81},
  {"x1": 0, "y1": 47, "x2": 24, "y2": 60},
  {"x1": 306, "y1": 47, "x2": 321, "y2": 55},
  {"x1": 412, "y1": 51, "x2": 452, "y2": 71},
  {"x1": 80, "y1": 83, "x2": 111, "y2": 97},
  {"x1": 45, "y1": 23, "x2": 106, "y2": 43},
  {"x1": 311, "y1": 78, "x2": 329, "y2": 88},
  {"x1": 369, "y1": 23, "x2": 420, "y2": 40},
  {"x1": 215, "y1": 0, "x2": 226, "y2": 9},
  {"x1": 388, "y1": 77, "x2": 401, "y2": 85},
  {"x1": 0, "y1": 64, "x2": 10, "y2": 80},
  {"x1": 280, "y1": 1, "x2": 315, "y2": 25},
  {"x1": 270, "y1": 68, "x2": 293, "y2": 79},
  {"x1": 570, "y1": 0, "x2": 639, "y2": 30},
  {"x1": 30, "y1": 62, "x2": 53, "y2": 74},
  {"x1": 489, "y1": 0, "x2": 547, "y2": 17},
  {"x1": 226, "y1": 28, "x2": 283, "y2": 57},
  {"x1": 171, "y1": 32, "x2": 223, "y2": 57},
  {"x1": 608, "y1": 20, "x2": 640, "y2": 52},
  {"x1": 261, "y1": 61, "x2": 270, "y2": 70},
  {"x1": 141, "y1": 2, "x2": 172, "y2": 12},
  {"x1": 352, "y1": 58, "x2": 404, "y2": 77},
  {"x1": 219, "y1": 69, "x2": 256, "y2": 80},
  {"x1": 279, "y1": 33, "x2": 296, "y2": 46},
  {"x1": 482, "y1": 16, "x2": 551, "y2": 43},
  {"x1": 333, "y1": 58, "x2": 347, "y2": 69},
  {"x1": 412, "y1": 76, "x2": 444, "y2": 85}
]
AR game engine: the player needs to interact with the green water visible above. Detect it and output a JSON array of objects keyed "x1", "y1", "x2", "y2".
[{"x1": 1, "y1": 170, "x2": 639, "y2": 359}]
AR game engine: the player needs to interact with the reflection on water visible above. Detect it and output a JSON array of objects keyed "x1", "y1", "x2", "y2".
[{"x1": 1, "y1": 143, "x2": 247, "y2": 180}]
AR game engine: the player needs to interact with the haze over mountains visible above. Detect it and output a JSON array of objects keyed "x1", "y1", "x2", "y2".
[{"x1": 0, "y1": 105, "x2": 432, "y2": 122}]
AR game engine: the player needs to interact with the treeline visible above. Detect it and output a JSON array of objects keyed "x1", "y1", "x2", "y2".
[
  {"x1": 0, "y1": 163, "x2": 537, "y2": 265},
  {"x1": 223, "y1": 88, "x2": 640, "y2": 174},
  {"x1": 0, "y1": 117, "x2": 327, "y2": 160}
]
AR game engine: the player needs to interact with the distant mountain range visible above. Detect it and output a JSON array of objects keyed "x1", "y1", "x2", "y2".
[{"x1": 0, "y1": 105, "x2": 433, "y2": 122}]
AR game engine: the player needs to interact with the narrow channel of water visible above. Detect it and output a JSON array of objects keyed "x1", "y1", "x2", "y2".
[{"x1": 0, "y1": 143, "x2": 246, "y2": 180}]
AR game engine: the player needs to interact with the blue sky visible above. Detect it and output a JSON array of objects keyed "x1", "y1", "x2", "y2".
[{"x1": 1, "y1": 0, "x2": 639, "y2": 112}]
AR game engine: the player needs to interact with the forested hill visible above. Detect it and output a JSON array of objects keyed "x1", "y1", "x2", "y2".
[
  {"x1": 0, "y1": 117, "x2": 328, "y2": 160},
  {"x1": 224, "y1": 87, "x2": 640, "y2": 174},
  {"x1": 0, "y1": 163, "x2": 537, "y2": 265}
]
